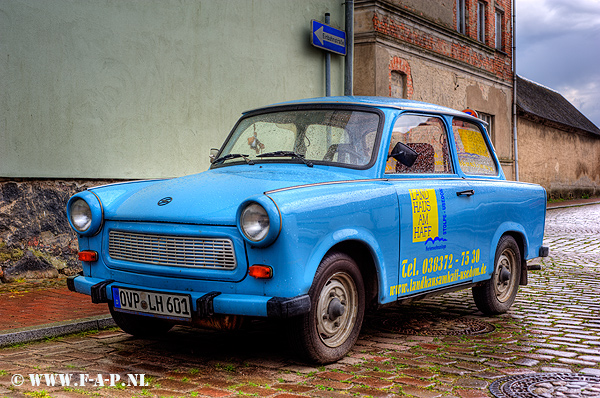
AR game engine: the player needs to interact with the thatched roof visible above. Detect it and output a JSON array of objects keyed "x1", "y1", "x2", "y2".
[{"x1": 517, "y1": 75, "x2": 600, "y2": 137}]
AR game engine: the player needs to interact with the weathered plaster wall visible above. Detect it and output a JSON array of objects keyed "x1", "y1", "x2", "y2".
[
  {"x1": 0, "y1": 0, "x2": 346, "y2": 179},
  {"x1": 517, "y1": 118, "x2": 600, "y2": 198}
]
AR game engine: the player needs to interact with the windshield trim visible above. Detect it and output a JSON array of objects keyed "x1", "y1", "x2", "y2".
[{"x1": 210, "y1": 104, "x2": 385, "y2": 171}]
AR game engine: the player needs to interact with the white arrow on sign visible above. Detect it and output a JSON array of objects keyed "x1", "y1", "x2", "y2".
[{"x1": 314, "y1": 26, "x2": 345, "y2": 47}]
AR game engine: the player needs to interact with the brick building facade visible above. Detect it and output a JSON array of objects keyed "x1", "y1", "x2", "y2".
[{"x1": 354, "y1": 0, "x2": 516, "y2": 178}]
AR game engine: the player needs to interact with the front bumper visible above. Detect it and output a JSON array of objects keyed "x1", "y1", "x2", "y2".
[{"x1": 67, "y1": 275, "x2": 310, "y2": 319}]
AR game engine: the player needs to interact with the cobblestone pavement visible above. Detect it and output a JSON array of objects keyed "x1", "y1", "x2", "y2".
[{"x1": 1, "y1": 205, "x2": 600, "y2": 398}]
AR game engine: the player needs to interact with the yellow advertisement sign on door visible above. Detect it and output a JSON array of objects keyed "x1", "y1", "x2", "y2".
[{"x1": 409, "y1": 188, "x2": 439, "y2": 243}]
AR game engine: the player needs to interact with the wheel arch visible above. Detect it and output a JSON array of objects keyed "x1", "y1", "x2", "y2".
[
  {"x1": 325, "y1": 240, "x2": 380, "y2": 311},
  {"x1": 492, "y1": 227, "x2": 528, "y2": 286},
  {"x1": 300, "y1": 224, "x2": 396, "y2": 308},
  {"x1": 501, "y1": 230, "x2": 528, "y2": 286}
]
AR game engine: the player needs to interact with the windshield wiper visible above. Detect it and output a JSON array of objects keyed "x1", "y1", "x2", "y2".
[
  {"x1": 257, "y1": 151, "x2": 313, "y2": 167},
  {"x1": 212, "y1": 153, "x2": 255, "y2": 165}
]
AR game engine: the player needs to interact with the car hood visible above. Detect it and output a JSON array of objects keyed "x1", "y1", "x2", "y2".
[{"x1": 91, "y1": 165, "x2": 361, "y2": 225}]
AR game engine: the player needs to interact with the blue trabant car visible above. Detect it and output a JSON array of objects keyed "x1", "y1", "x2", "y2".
[{"x1": 67, "y1": 97, "x2": 548, "y2": 363}]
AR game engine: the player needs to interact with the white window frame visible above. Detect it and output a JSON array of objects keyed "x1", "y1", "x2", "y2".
[
  {"x1": 478, "y1": 112, "x2": 495, "y2": 145},
  {"x1": 495, "y1": 10, "x2": 503, "y2": 50},
  {"x1": 477, "y1": 2, "x2": 486, "y2": 43}
]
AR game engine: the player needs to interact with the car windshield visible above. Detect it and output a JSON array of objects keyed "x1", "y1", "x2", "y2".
[{"x1": 214, "y1": 108, "x2": 381, "y2": 168}]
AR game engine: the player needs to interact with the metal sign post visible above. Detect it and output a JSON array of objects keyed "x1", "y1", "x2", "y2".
[{"x1": 311, "y1": 19, "x2": 347, "y2": 97}]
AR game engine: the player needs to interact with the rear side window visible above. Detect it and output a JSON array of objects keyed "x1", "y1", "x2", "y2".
[
  {"x1": 386, "y1": 115, "x2": 453, "y2": 174},
  {"x1": 451, "y1": 119, "x2": 498, "y2": 176}
]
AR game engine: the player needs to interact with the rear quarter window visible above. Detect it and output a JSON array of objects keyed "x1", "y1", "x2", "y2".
[{"x1": 451, "y1": 119, "x2": 498, "y2": 176}]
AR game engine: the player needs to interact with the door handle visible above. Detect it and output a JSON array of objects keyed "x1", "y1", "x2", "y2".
[{"x1": 456, "y1": 189, "x2": 475, "y2": 197}]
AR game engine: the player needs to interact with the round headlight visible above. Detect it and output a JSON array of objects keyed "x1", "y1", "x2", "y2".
[
  {"x1": 70, "y1": 198, "x2": 92, "y2": 232},
  {"x1": 240, "y1": 203, "x2": 270, "y2": 242}
]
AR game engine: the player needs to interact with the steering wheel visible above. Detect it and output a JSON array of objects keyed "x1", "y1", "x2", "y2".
[{"x1": 338, "y1": 146, "x2": 367, "y2": 165}]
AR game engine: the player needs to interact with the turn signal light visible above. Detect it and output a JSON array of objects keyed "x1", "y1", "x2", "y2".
[
  {"x1": 78, "y1": 251, "x2": 98, "y2": 262},
  {"x1": 249, "y1": 265, "x2": 273, "y2": 279}
]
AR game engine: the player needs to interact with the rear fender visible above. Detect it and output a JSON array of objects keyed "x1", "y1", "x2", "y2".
[{"x1": 487, "y1": 222, "x2": 529, "y2": 284}]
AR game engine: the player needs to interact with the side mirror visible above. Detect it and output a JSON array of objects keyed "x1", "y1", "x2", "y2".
[
  {"x1": 209, "y1": 148, "x2": 219, "y2": 164},
  {"x1": 389, "y1": 142, "x2": 418, "y2": 167}
]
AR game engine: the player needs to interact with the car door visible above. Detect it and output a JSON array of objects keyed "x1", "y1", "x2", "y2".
[{"x1": 386, "y1": 113, "x2": 484, "y2": 300}]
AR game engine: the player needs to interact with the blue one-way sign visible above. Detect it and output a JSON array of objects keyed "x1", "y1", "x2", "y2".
[{"x1": 311, "y1": 20, "x2": 346, "y2": 56}]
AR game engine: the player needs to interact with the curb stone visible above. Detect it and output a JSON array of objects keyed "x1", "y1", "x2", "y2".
[
  {"x1": 0, "y1": 315, "x2": 115, "y2": 347},
  {"x1": 547, "y1": 200, "x2": 600, "y2": 209}
]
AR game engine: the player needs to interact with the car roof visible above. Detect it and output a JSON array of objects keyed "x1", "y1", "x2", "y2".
[{"x1": 244, "y1": 96, "x2": 483, "y2": 124}]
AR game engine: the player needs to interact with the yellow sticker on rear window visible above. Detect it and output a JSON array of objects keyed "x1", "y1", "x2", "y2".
[
  {"x1": 410, "y1": 188, "x2": 439, "y2": 243},
  {"x1": 458, "y1": 128, "x2": 489, "y2": 157}
]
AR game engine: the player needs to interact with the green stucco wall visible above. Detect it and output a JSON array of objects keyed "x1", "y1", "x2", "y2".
[{"x1": 0, "y1": 0, "x2": 346, "y2": 178}]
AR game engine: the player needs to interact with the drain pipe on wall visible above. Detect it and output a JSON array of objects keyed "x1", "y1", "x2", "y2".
[
  {"x1": 344, "y1": 0, "x2": 354, "y2": 96},
  {"x1": 325, "y1": 13, "x2": 331, "y2": 96},
  {"x1": 512, "y1": 0, "x2": 519, "y2": 181}
]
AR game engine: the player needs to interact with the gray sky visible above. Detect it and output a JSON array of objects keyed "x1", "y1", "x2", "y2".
[{"x1": 516, "y1": 0, "x2": 600, "y2": 128}]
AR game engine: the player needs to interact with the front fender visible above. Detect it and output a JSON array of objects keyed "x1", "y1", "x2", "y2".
[
  {"x1": 302, "y1": 227, "x2": 390, "y2": 303},
  {"x1": 265, "y1": 180, "x2": 400, "y2": 304}
]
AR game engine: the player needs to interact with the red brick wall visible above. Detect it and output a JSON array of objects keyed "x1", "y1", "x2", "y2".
[{"x1": 371, "y1": 0, "x2": 513, "y2": 82}]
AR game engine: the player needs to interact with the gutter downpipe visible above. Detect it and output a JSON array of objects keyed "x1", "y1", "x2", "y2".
[
  {"x1": 325, "y1": 13, "x2": 331, "y2": 96},
  {"x1": 512, "y1": 0, "x2": 519, "y2": 181},
  {"x1": 344, "y1": 0, "x2": 354, "y2": 96}
]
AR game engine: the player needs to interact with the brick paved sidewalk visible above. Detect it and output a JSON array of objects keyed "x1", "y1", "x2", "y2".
[{"x1": 0, "y1": 279, "x2": 111, "y2": 346}]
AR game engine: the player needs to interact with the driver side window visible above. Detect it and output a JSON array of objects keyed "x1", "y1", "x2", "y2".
[{"x1": 386, "y1": 115, "x2": 453, "y2": 174}]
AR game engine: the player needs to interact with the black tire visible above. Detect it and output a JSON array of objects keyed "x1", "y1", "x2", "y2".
[
  {"x1": 472, "y1": 235, "x2": 521, "y2": 315},
  {"x1": 288, "y1": 252, "x2": 365, "y2": 364},
  {"x1": 109, "y1": 305, "x2": 173, "y2": 337}
]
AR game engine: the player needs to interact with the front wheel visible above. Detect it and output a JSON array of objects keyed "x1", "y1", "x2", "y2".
[
  {"x1": 288, "y1": 252, "x2": 365, "y2": 364},
  {"x1": 109, "y1": 305, "x2": 173, "y2": 338},
  {"x1": 472, "y1": 235, "x2": 521, "y2": 315}
]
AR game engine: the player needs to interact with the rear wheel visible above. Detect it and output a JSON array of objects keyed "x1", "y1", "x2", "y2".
[
  {"x1": 288, "y1": 252, "x2": 365, "y2": 364},
  {"x1": 109, "y1": 305, "x2": 173, "y2": 337},
  {"x1": 472, "y1": 235, "x2": 521, "y2": 315}
]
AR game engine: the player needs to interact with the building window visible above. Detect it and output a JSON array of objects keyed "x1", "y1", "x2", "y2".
[
  {"x1": 389, "y1": 57, "x2": 413, "y2": 99},
  {"x1": 495, "y1": 10, "x2": 504, "y2": 50},
  {"x1": 478, "y1": 112, "x2": 495, "y2": 145},
  {"x1": 457, "y1": 0, "x2": 466, "y2": 34},
  {"x1": 477, "y1": 2, "x2": 486, "y2": 43},
  {"x1": 391, "y1": 71, "x2": 407, "y2": 99}
]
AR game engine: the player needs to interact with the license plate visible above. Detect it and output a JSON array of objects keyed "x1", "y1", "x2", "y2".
[{"x1": 111, "y1": 287, "x2": 192, "y2": 321}]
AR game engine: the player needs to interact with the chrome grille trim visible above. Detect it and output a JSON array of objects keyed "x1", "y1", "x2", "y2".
[{"x1": 109, "y1": 230, "x2": 237, "y2": 270}]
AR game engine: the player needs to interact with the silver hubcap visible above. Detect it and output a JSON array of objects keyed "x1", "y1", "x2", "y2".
[
  {"x1": 494, "y1": 249, "x2": 517, "y2": 302},
  {"x1": 316, "y1": 271, "x2": 358, "y2": 348}
]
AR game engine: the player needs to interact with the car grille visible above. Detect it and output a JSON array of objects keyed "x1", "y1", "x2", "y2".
[{"x1": 108, "y1": 230, "x2": 237, "y2": 270}]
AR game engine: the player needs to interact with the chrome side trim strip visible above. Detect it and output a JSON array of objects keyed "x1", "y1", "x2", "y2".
[{"x1": 265, "y1": 178, "x2": 389, "y2": 194}]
